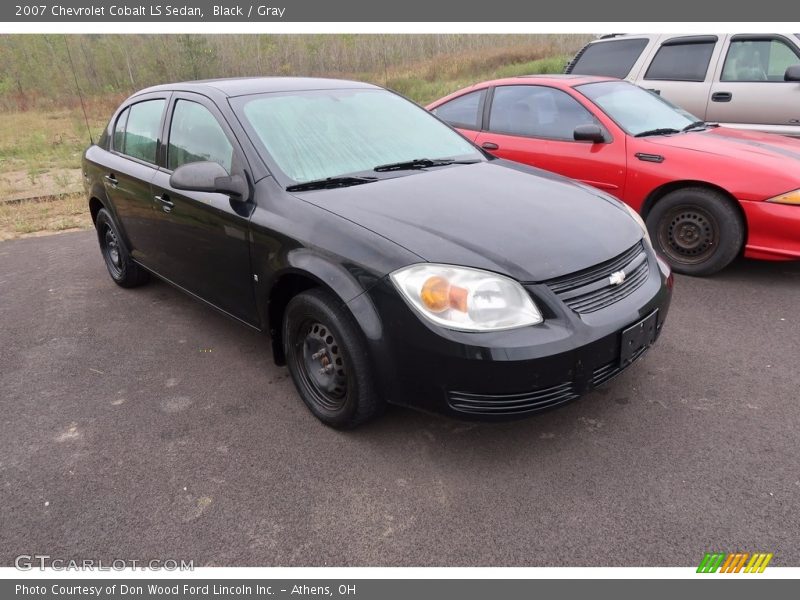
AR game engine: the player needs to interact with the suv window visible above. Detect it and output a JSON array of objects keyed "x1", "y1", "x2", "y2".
[
  {"x1": 122, "y1": 99, "x2": 165, "y2": 163},
  {"x1": 569, "y1": 39, "x2": 649, "y2": 78},
  {"x1": 645, "y1": 42, "x2": 715, "y2": 81},
  {"x1": 168, "y1": 100, "x2": 233, "y2": 172},
  {"x1": 488, "y1": 85, "x2": 599, "y2": 141},
  {"x1": 112, "y1": 107, "x2": 129, "y2": 152},
  {"x1": 722, "y1": 38, "x2": 800, "y2": 81},
  {"x1": 431, "y1": 90, "x2": 485, "y2": 130}
]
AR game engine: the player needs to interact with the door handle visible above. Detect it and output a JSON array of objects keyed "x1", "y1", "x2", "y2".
[
  {"x1": 154, "y1": 194, "x2": 174, "y2": 213},
  {"x1": 711, "y1": 91, "x2": 732, "y2": 102},
  {"x1": 104, "y1": 174, "x2": 118, "y2": 187},
  {"x1": 481, "y1": 141, "x2": 499, "y2": 150}
]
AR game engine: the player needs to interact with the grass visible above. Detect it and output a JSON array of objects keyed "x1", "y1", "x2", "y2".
[
  {"x1": 0, "y1": 43, "x2": 571, "y2": 240},
  {"x1": 0, "y1": 193, "x2": 92, "y2": 241}
]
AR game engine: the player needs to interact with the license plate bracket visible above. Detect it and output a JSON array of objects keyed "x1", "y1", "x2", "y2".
[{"x1": 620, "y1": 310, "x2": 658, "y2": 367}]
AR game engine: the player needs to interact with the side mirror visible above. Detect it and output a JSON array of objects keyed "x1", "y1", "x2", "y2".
[
  {"x1": 169, "y1": 161, "x2": 249, "y2": 199},
  {"x1": 574, "y1": 124, "x2": 606, "y2": 143},
  {"x1": 784, "y1": 64, "x2": 800, "y2": 82}
]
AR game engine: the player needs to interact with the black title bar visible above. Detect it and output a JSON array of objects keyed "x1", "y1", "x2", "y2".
[{"x1": 3, "y1": 0, "x2": 799, "y2": 22}]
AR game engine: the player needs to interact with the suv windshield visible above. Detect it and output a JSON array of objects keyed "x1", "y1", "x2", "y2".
[
  {"x1": 232, "y1": 88, "x2": 482, "y2": 185},
  {"x1": 577, "y1": 80, "x2": 699, "y2": 136}
]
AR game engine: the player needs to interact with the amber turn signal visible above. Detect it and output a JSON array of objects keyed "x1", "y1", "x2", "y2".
[{"x1": 420, "y1": 276, "x2": 468, "y2": 313}]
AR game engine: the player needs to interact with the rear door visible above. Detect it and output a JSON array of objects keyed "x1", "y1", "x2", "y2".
[
  {"x1": 633, "y1": 35, "x2": 722, "y2": 119},
  {"x1": 103, "y1": 94, "x2": 169, "y2": 265},
  {"x1": 149, "y1": 93, "x2": 258, "y2": 324},
  {"x1": 707, "y1": 34, "x2": 800, "y2": 136},
  {"x1": 473, "y1": 84, "x2": 627, "y2": 196}
]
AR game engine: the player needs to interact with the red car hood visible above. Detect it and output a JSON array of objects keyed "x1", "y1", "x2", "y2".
[{"x1": 643, "y1": 127, "x2": 800, "y2": 164}]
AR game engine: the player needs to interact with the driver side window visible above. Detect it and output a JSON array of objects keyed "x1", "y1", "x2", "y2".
[
  {"x1": 721, "y1": 39, "x2": 800, "y2": 82},
  {"x1": 168, "y1": 100, "x2": 234, "y2": 173},
  {"x1": 488, "y1": 85, "x2": 600, "y2": 141}
]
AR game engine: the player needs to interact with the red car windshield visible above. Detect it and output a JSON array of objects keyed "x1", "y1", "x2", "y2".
[{"x1": 577, "y1": 81, "x2": 700, "y2": 136}]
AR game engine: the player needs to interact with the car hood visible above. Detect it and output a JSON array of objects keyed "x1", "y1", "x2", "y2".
[
  {"x1": 292, "y1": 161, "x2": 642, "y2": 282},
  {"x1": 643, "y1": 127, "x2": 800, "y2": 165}
]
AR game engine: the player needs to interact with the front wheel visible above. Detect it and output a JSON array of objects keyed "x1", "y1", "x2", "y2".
[
  {"x1": 283, "y1": 288, "x2": 384, "y2": 428},
  {"x1": 645, "y1": 187, "x2": 744, "y2": 276}
]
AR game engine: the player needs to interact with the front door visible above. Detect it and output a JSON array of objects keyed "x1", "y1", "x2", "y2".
[
  {"x1": 149, "y1": 94, "x2": 258, "y2": 325},
  {"x1": 474, "y1": 84, "x2": 627, "y2": 196},
  {"x1": 707, "y1": 34, "x2": 800, "y2": 136}
]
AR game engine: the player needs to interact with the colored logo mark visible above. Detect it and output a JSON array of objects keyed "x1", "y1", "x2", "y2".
[{"x1": 697, "y1": 552, "x2": 773, "y2": 573}]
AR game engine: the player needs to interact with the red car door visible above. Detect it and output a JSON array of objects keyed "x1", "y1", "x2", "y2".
[{"x1": 474, "y1": 84, "x2": 627, "y2": 197}]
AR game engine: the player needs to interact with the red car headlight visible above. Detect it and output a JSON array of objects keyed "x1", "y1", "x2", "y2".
[{"x1": 766, "y1": 189, "x2": 800, "y2": 205}]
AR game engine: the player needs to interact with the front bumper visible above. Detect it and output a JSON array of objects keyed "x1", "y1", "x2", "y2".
[
  {"x1": 741, "y1": 200, "x2": 800, "y2": 261},
  {"x1": 359, "y1": 249, "x2": 673, "y2": 419}
]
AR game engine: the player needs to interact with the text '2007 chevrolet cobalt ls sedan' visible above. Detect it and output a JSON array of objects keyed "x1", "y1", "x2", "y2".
[{"x1": 83, "y1": 77, "x2": 673, "y2": 428}]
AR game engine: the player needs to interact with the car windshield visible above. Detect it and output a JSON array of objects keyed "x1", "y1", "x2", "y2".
[
  {"x1": 577, "y1": 80, "x2": 699, "y2": 136},
  {"x1": 232, "y1": 88, "x2": 482, "y2": 185}
]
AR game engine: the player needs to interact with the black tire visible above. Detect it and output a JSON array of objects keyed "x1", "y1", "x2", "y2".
[
  {"x1": 95, "y1": 208, "x2": 149, "y2": 288},
  {"x1": 645, "y1": 187, "x2": 744, "y2": 276},
  {"x1": 283, "y1": 288, "x2": 384, "y2": 429}
]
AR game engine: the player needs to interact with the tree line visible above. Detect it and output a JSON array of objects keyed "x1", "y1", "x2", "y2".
[{"x1": 0, "y1": 34, "x2": 590, "y2": 111}]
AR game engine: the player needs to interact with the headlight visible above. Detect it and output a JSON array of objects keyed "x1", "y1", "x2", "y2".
[
  {"x1": 622, "y1": 202, "x2": 652, "y2": 244},
  {"x1": 390, "y1": 264, "x2": 543, "y2": 332},
  {"x1": 766, "y1": 189, "x2": 800, "y2": 205}
]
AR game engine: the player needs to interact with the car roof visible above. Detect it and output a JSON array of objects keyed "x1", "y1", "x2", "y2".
[
  {"x1": 131, "y1": 76, "x2": 380, "y2": 99},
  {"x1": 479, "y1": 74, "x2": 618, "y2": 89},
  {"x1": 427, "y1": 74, "x2": 621, "y2": 108}
]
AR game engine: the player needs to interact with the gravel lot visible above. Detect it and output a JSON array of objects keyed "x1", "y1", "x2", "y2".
[{"x1": 1, "y1": 231, "x2": 798, "y2": 566}]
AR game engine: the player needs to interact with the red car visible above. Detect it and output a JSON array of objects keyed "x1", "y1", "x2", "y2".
[{"x1": 428, "y1": 75, "x2": 800, "y2": 275}]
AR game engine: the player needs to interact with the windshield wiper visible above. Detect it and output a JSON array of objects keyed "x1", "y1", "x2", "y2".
[
  {"x1": 373, "y1": 158, "x2": 479, "y2": 172},
  {"x1": 286, "y1": 175, "x2": 378, "y2": 192},
  {"x1": 681, "y1": 120, "x2": 708, "y2": 132},
  {"x1": 634, "y1": 128, "x2": 681, "y2": 138}
]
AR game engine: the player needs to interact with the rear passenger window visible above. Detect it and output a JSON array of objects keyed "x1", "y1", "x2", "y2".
[
  {"x1": 488, "y1": 85, "x2": 599, "y2": 141},
  {"x1": 432, "y1": 90, "x2": 485, "y2": 130},
  {"x1": 122, "y1": 99, "x2": 165, "y2": 164},
  {"x1": 722, "y1": 38, "x2": 800, "y2": 81},
  {"x1": 168, "y1": 100, "x2": 233, "y2": 173},
  {"x1": 112, "y1": 108, "x2": 129, "y2": 152},
  {"x1": 645, "y1": 42, "x2": 715, "y2": 81},
  {"x1": 569, "y1": 39, "x2": 649, "y2": 79}
]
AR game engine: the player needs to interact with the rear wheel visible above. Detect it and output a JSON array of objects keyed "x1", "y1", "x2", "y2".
[
  {"x1": 283, "y1": 288, "x2": 383, "y2": 428},
  {"x1": 95, "y1": 208, "x2": 149, "y2": 288},
  {"x1": 646, "y1": 187, "x2": 744, "y2": 276}
]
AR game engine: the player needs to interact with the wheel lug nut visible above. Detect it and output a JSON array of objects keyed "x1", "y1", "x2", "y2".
[
  {"x1": 319, "y1": 364, "x2": 334, "y2": 375},
  {"x1": 311, "y1": 349, "x2": 326, "y2": 360}
]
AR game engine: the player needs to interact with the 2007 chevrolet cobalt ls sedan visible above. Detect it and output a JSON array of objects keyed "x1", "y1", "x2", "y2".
[{"x1": 83, "y1": 77, "x2": 673, "y2": 428}]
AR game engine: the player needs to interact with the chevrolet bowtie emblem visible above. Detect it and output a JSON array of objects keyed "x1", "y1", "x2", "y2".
[{"x1": 609, "y1": 270, "x2": 626, "y2": 286}]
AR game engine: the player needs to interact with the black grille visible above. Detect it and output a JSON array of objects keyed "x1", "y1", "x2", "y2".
[
  {"x1": 447, "y1": 381, "x2": 578, "y2": 416},
  {"x1": 544, "y1": 242, "x2": 649, "y2": 314},
  {"x1": 591, "y1": 346, "x2": 649, "y2": 387}
]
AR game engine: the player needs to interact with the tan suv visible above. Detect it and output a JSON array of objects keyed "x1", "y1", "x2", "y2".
[{"x1": 565, "y1": 34, "x2": 800, "y2": 136}]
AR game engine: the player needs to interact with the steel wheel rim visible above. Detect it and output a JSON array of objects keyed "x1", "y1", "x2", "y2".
[
  {"x1": 294, "y1": 320, "x2": 348, "y2": 412},
  {"x1": 658, "y1": 204, "x2": 719, "y2": 265},
  {"x1": 102, "y1": 224, "x2": 123, "y2": 278}
]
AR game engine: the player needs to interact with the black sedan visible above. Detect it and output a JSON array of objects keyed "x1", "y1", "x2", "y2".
[{"x1": 82, "y1": 77, "x2": 673, "y2": 428}]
